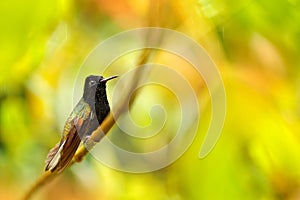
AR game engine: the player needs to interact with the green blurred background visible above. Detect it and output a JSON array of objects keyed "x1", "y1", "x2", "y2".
[{"x1": 1, "y1": 0, "x2": 300, "y2": 199}]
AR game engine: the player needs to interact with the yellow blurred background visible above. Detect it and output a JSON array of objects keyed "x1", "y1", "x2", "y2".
[{"x1": 0, "y1": 0, "x2": 300, "y2": 199}]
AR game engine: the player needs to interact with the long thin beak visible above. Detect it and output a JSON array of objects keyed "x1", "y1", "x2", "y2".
[{"x1": 100, "y1": 75, "x2": 118, "y2": 83}]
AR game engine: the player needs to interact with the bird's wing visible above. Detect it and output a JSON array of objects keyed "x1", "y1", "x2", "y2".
[{"x1": 45, "y1": 98, "x2": 92, "y2": 173}]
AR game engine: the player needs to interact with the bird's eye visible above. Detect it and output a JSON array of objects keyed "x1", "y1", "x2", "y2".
[{"x1": 89, "y1": 80, "x2": 96, "y2": 87}]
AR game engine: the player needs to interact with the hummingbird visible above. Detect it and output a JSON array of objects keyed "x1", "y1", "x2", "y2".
[{"x1": 45, "y1": 75, "x2": 118, "y2": 173}]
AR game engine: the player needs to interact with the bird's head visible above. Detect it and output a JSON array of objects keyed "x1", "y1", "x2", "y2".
[
  {"x1": 83, "y1": 75, "x2": 118, "y2": 102},
  {"x1": 83, "y1": 75, "x2": 101, "y2": 103}
]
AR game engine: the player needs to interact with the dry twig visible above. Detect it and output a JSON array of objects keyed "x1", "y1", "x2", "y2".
[{"x1": 22, "y1": 46, "x2": 153, "y2": 200}]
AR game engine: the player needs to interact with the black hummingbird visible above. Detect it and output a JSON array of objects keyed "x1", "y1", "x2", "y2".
[{"x1": 45, "y1": 75, "x2": 118, "y2": 173}]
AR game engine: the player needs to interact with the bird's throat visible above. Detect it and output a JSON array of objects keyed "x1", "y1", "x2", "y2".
[{"x1": 95, "y1": 86, "x2": 110, "y2": 124}]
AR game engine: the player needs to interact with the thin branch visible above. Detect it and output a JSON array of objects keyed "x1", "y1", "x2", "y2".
[
  {"x1": 22, "y1": 171, "x2": 57, "y2": 200},
  {"x1": 21, "y1": 43, "x2": 155, "y2": 200}
]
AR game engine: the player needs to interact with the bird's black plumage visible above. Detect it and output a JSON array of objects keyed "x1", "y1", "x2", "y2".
[
  {"x1": 45, "y1": 75, "x2": 117, "y2": 173},
  {"x1": 95, "y1": 81, "x2": 110, "y2": 124}
]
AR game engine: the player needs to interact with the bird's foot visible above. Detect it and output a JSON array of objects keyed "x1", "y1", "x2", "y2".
[{"x1": 83, "y1": 136, "x2": 97, "y2": 150}]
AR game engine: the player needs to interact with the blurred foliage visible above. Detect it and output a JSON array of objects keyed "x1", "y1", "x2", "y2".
[{"x1": 0, "y1": 0, "x2": 300, "y2": 199}]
